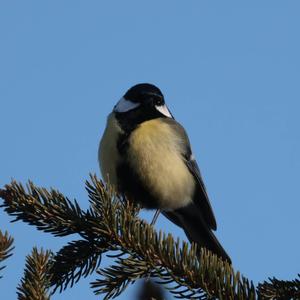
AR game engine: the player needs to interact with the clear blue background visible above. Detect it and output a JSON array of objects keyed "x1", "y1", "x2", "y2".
[{"x1": 1, "y1": 1, "x2": 299, "y2": 299}]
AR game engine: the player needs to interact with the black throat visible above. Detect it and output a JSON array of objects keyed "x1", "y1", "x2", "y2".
[
  {"x1": 115, "y1": 107, "x2": 164, "y2": 134},
  {"x1": 115, "y1": 108, "x2": 164, "y2": 155}
]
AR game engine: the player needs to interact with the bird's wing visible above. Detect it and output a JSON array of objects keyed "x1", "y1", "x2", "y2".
[
  {"x1": 186, "y1": 157, "x2": 217, "y2": 230},
  {"x1": 161, "y1": 118, "x2": 217, "y2": 230},
  {"x1": 163, "y1": 204, "x2": 231, "y2": 263}
]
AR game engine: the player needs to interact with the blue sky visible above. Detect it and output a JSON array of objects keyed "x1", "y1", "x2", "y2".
[{"x1": 1, "y1": 1, "x2": 300, "y2": 299}]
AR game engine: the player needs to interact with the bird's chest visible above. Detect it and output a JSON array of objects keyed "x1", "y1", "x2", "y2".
[{"x1": 124, "y1": 120, "x2": 194, "y2": 209}]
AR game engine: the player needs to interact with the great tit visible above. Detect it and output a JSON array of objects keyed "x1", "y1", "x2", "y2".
[{"x1": 99, "y1": 83, "x2": 231, "y2": 263}]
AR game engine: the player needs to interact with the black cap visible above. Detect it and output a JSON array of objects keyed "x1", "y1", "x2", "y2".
[{"x1": 124, "y1": 83, "x2": 164, "y2": 103}]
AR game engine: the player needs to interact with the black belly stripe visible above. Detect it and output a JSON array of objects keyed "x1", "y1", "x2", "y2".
[
  {"x1": 117, "y1": 162, "x2": 159, "y2": 209},
  {"x1": 115, "y1": 113, "x2": 164, "y2": 209}
]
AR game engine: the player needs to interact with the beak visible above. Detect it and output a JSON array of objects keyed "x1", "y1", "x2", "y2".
[{"x1": 155, "y1": 104, "x2": 173, "y2": 118}]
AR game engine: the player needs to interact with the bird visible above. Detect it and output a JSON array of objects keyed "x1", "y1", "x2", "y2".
[{"x1": 98, "y1": 83, "x2": 231, "y2": 263}]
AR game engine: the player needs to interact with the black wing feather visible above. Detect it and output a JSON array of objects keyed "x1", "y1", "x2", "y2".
[{"x1": 186, "y1": 158, "x2": 217, "y2": 230}]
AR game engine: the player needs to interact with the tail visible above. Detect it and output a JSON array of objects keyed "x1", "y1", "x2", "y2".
[{"x1": 163, "y1": 204, "x2": 231, "y2": 264}]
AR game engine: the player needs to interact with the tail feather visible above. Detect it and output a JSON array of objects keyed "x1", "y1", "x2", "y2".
[{"x1": 163, "y1": 204, "x2": 231, "y2": 264}]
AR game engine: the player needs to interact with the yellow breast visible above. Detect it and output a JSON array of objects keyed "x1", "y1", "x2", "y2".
[
  {"x1": 98, "y1": 113, "x2": 123, "y2": 187},
  {"x1": 127, "y1": 119, "x2": 195, "y2": 210}
]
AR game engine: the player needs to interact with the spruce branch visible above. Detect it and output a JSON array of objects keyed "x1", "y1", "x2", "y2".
[
  {"x1": 92, "y1": 255, "x2": 152, "y2": 299},
  {"x1": 1, "y1": 177, "x2": 299, "y2": 299},
  {"x1": 17, "y1": 247, "x2": 52, "y2": 300},
  {"x1": 0, "y1": 230, "x2": 14, "y2": 278},
  {"x1": 86, "y1": 176, "x2": 256, "y2": 299},
  {"x1": 0, "y1": 181, "x2": 88, "y2": 238},
  {"x1": 50, "y1": 239, "x2": 106, "y2": 292},
  {"x1": 257, "y1": 274, "x2": 300, "y2": 299}
]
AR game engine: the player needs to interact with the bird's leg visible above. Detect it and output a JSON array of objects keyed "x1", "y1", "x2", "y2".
[{"x1": 150, "y1": 209, "x2": 161, "y2": 226}]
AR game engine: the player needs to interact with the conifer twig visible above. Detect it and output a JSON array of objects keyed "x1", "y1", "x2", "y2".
[
  {"x1": 0, "y1": 230, "x2": 14, "y2": 278},
  {"x1": 0, "y1": 182, "x2": 87, "y2": 238},
  {"x1": 1, "y1": 177, "x2": 299, "y2": 300},
  {"x1": 17, "y1": 248, "x2": 52, "y2": 300},
  {"x1": 257, "y1": 274, "x2": 300, "y2": 299},
  {"x1": 0, "y1": 177, "x2": 255, "y2": 299},
  {"x1": 50, "y1": 239, "x2": 106, "y2": 292}
]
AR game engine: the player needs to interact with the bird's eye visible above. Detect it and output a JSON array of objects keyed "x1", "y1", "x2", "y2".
[{"x1": 155, "y1": 98, "x2": 163, "y2": 106}]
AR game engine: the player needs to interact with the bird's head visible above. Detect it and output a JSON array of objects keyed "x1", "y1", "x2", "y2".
[{"x1": 113, "y1": 84, "x2": 173, "y2": 125}]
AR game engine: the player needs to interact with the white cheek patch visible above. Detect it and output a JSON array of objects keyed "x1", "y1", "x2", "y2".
[
  {"x1": 155, "y1": 104, "x2": 173, "y2": 118},
  {"x1": 114, "y1": 97, "x2": 140, "y2": 113}
]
